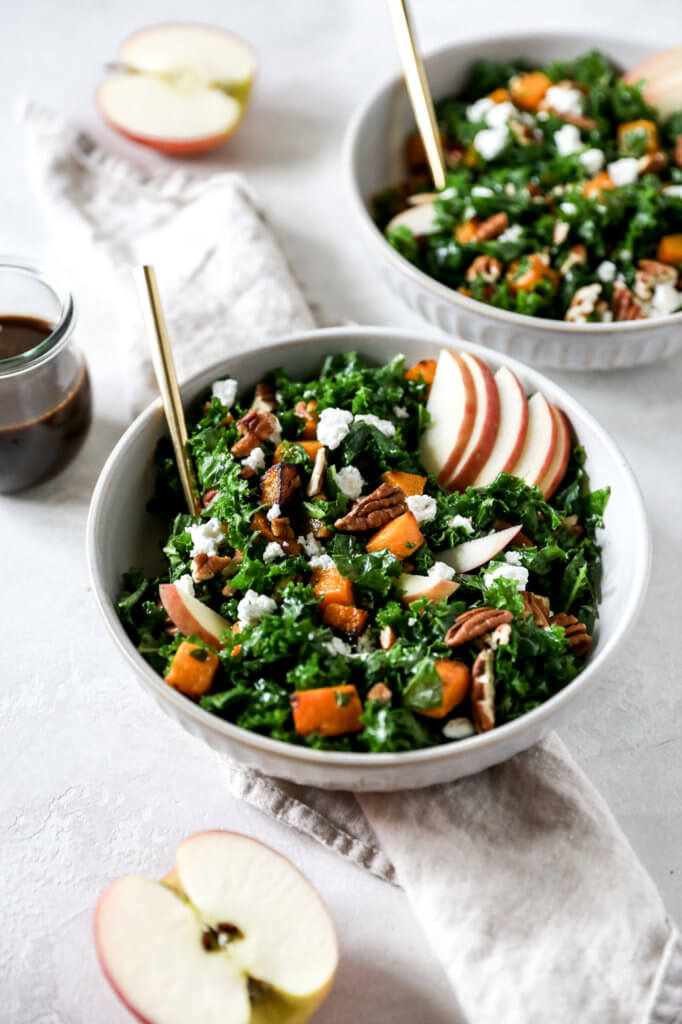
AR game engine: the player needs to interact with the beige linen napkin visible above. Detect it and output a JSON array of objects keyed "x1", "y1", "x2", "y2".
[{"x1": 20, "y1": 102, "x2": 682, "y2": 1023}]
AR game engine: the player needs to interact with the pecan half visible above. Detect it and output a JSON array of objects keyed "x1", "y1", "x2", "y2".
[
  {"x1": 466, "y1": 255, "x2": 503, "y2": 283},
  {"x1": 471, "y1": 649, "x2": 495, "y2": 733},
  {"x1": 202, "y1": 488, "x2": 218, "y2": 508},
  {"x1": 445, "y1": 607, "x2": 514, "y2": 647},
  {"x1": 638, "y1": 151, "x2": 667, "y2": 176},
  {"x1": 562, "y1": 514, "x2": 584, "y2": 539},
  {"x1": 675, "y1": 136, "x2": 682, "y2": 168},
  {"x1": 611, "y1": 281, "x2": 646, "y2": 322},
  {"x1": 334, "y1": 483, "x2": 406, "y2": 533},
  {"x1": 634, "y1": 258, "x2": 678, "y2": 302},
  {"x1": 541, "y1": 105, "x2": 596, "y2": 131},
  {"x1": 521, "y1": 591, "x2": 550, "y2": 628},
  {"x1": 251, "y1": 380, "x2": 278, "y2": 413},
  {"x1": 231, "y1": 409, "x2": 277, "y2": 457},
  {"x1": 550, "y1": 612, "x2": 592, "y2": 656},
  {"x1": 191, "y1": 553, "x2": 233, "y2": 583},
  {"x1": 565, "y1": 282, "x2": 602, "y2": 323},
  {"x1": 367, "y1": 682, "x2": 392, "y2": 704},
  {"x1": 509, "y1": 118, "x2": 535, "y2": 145},
  {"x1": 472, "y1": 211, "x2": 509, "y2": 242},
  {"x1": 251, "y1": 511, "x2": 301, "y2": 555}
]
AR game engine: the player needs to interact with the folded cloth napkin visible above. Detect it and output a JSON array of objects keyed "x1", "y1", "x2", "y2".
[{"x1": 20, "y1": 101, "x2": 682, "y2": 1023}]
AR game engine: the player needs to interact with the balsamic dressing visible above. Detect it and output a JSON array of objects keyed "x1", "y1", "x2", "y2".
[{"x1": 0, "y1": 315, "x2": 92, "y2": 493}]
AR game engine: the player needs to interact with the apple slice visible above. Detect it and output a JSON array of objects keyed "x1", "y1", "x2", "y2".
[
  {"x1": 472, "y1": 366, "x2": 528, "y2": 487},
  {"x1": 97, "y1": 24, "x2": 256, "y2": 154},
  {"x1": 159, "y1": 582, "x2": 230, "y2": 648},
  {"x1": 95, "y1": 831, "x2": 338, "y2": 1024},
  {"x1": 386, "y1": 201, "x2": 439, "y2": 236},
  {"x1": 623, "y1": 46, "x2": 682, "y2": 86},
  {"x1": 438, "y1": 524, "x2": 522, "y2": 574},
  {"x1": 539, "y1": 406, "x2": 571, "y2": 500},
  {"x1": 509, "y1": 392, "x2": 557, "y2": 489},
  {"x1": 638, "y1": 68, "x2": 682, "y2": 118},
  {"x1": 446, "y1": 352, "x2": 501, "y2": 491},
  {"x1": 398, "y1": 573, "x2": 459, "y2": 604},
  {"x1": 419, "y1": 349, "x2": 477, "y2": 485}
]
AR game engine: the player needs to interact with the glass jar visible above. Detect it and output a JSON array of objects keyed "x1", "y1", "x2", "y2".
[{"x1": 0, "y1": 257, "x2": 92, "y2": 493}]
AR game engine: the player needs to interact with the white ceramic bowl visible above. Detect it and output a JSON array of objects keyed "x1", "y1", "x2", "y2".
[
  {"x1": 343, "y1": 32, "x2": 682, "y2": 370},
  {"x1": 87, "y1": 327, "x2": 650, "y2": 790}
]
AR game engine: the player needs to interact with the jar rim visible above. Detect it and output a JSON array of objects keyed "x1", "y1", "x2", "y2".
[{"x1": 0, "y1": 256, "x2": 76, "y2": 374}]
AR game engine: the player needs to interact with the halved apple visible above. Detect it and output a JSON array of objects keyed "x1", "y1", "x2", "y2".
[
  {"x1": 438, "y1": 524, "x2": 522, "y2": 574},
  {"x1": 623, "y1": 46, "x2": 682, "y2": 86},
  {"x1": 446, "y1": 352, "x2": 501, "y2": 491},
  {"x1": 95, "y1": 830, "x2": 338, "y2": 1024},
  {"x1": 419, "y1": 349, "x2": 477, "y2": 485},
  {"x1": 386, "y1": 201, "x2": 439, "y2": 236},
  {"x1": 398, "y1": 573, "x2": 459, "y2": 604},
  {"x1": 159, "y1": 582, "x2": 230, "y2": 648},
  {"x1": 472, "y1": 366, "x2": 528, "y2": 487},
  {"x1": 539, "y1": 406, "x2": 571, "y2": 500},
  {"x1": 97, "y1": 24, "x2": 257, "y2": 154},
  {"x1": 509, "y1": 392, "x2": 557, "y2": 490}
]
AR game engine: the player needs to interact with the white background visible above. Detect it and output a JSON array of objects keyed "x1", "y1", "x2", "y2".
[{"x1": 1, "y1": 1, "x2": 681, "y2": 1020}]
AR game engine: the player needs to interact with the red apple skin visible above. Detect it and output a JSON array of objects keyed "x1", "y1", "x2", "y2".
[
  {"x1": 401, "y1": 579, "x2": 459, "y2": 604},
  {"x1": 447, "y1": 353, "x2": 501, "y2": 491},
  {"x1": 540, "y1": 407, "x2": 571, "y2": 500},
  {"x1": 95, "y1": 878, "x2": 154, "y2": 1024},
  {"x1": 472, "y1": 367, "x2": 528, "y2": 488},
  {"x1": 434, "y1": 354, "x2": 477, "y2": 486},
  {"x1": 510, "y1": 392, "x2": 557, "y2": 489},
  {"x1": 495, "y1": 368, "x2": 529, "y2": 475},
  {"x1": 95, "y1": 85, "x2": 242, "y2": 156},
  {"x1": 159, "y1": 583, "x2": 225, "y2": 648}
]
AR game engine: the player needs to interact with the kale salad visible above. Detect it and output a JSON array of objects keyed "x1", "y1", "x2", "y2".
[
  {"x1": 374, "y1": 50, "x2": 682, "y2": 323},
  {"x1": 118, "y1": 352, "x2": 608, "y2": 754}
]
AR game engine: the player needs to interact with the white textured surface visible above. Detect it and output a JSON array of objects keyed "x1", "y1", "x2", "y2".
[{"x1": 1, "y1": 1, "x2": 681, "y2": 1021}]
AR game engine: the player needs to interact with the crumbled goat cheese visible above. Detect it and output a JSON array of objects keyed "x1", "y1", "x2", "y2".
[
  {"x1": 309, "y1": 553, "x2": 335, "y2": 572},
  {"x1": 463, "y1": 204, "x2": 477, "y2": 220},
  {"x1": 298, "y1": 532, "x2": 324, "y2": 558},
  {"x1": 536, "y1": 110, "x2": 549, "y2": 121},
  {"x1": 275, "y1": 389, "x2": 283, "y2": 403},
  {"x1": 607, "y1": 157, "x2": 639, "y2": 186},
  {"x1": 473, "y1": 126, "x2": 508, "y2": 161},
  {"x1": 356, "y1": 631, "x2": 376, "y2": 653},
  {"x1": 237, "y1": 590, "x2": 277, "y2": 628},
  {"x1": 650, "y1": 280, "x2": 682, "y2": 316},
  {"x1": 596, "y1": 260, "x2": 617, "y2": 282},
  {"x1": 317, "y1": 407, "x2": 353, "y2": 450},
  {"x1": 354, "y1": 413, "x2": 396, "y2": 437},
  {"x1": 187, "y1": 518, "x2": 225, "y2": 557},
  {"x1": 442, "y1": 717, "x2": 475, "y2": 740},
  {"x1": 483, "y1": 562, "x2": 529, "y2": 592},
  {"x1": 428, "y1": 561, "x2": 456, "y2": 582},
  {"x1": 504, "y1": 550, "x2": 523, "y2": 565},
  {"x1": 407, "y1": 617, "x2": 417, "y2": 627},
  {"x1": 175, "y1": 574, "x2": 195, "y2": 598},
  {"x1": 449, "y1": 514, "x2": 473, "y2": 534},
  {"x1": 266, "y1": 503, "x2": 281, "y2": 522},
  {"x1": 663, "y1": 185, "x2": 682, "y2": 198},
  {"x1": 242, "y1": 446, "x2": 265, "y2": 472},
  {"x1": 268, "y1": 416, "x2": 282, "y2": 445},
  {"x1": 466, "y1": 96, "x2": 495, "y2": 122},
  {"x1": 560, "y1": 202, "x2": 578, "y2": 216},
  {"x1": 406, "y1": 494, "x2": 438, "y2": 524},
  {"x1": 211, "y1": 377, "x2": 238, "y2": 408},
  {"x1": 486, "y1": 101, "x2": 516, "y2": 128},
  {"x1": 504, "y1": 182, "x2": 517, "y2": 195},
  {"x1": 393, "y1": 405, "x2": 409, "y2": 419},
  {"x1": 554, "y1": 124, "x2": 582, "y2": 156},
  {"x1": 471, "y1": 185, "x2": 494, "y2": 197},
  {"x1": 545, "y1": 85, "x2": 583, "y2": 117},
  {"x1": 262, "y1": 542, "x2": 286, "y2": 563},
  {"x1": 618, "y1": 250, "x2": 632, "y2": 262},
  {"x1": 497, "y1": 224, "x2": 523, "y2": 243},
  {"x1": 325, "y1": 636, "x2": 352, "y2": 657},
  {"x1": 336, "y1": 465, "x2": 365, "y2": 499},
  {"x1": 579, "y1": 147, "x2": 605, "y2": 175}
]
